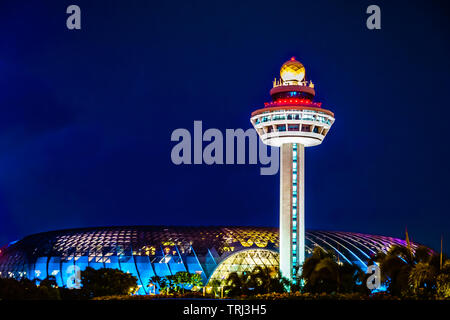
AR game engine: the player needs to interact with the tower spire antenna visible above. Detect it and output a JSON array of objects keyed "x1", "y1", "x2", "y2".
[{"x1": 250, "y1": 57, "x2": 335, "y2": 283}]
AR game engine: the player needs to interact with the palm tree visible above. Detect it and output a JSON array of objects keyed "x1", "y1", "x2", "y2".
[
  {"x1": 223, "y1": 266, "x2": 287, "y2": 297},
  {"x1": 186, "y1": 272, "x2": 203, "y2": 291},
  {"x1": 409, "y1": 261, "x2": 437, "y2": 295},
  {"x1": 224, "y1": 271, "x2": 250, "y2": 297},
  {"x1": 246, "y1": 266, "x2": 270, "y2": 294},
  {"x1": 301, "y1": 246, "x2": 365, "y2": 294},
  {"x1": 301, "y1": 247, "x2": 339, "y2": 293},
  {"x1": 164, "y1": 275, "x2": 176, "y2": 293},
  {"x1": 339, "y1": 262, "x2": 366, "y2": 293},
  {"x1": 372, "y1": 244, "x2": 442, "y2": 296},
  {"x1": 371, "y1": 245, "x2": 412, "y2": 295},
  {"x1": 171, "y1": 272, "x2": 203, "y2": 293},
  {"x1": 246, "y1": 266, "x2": 288, "y2": 294},
  {"x1": 148, "y1": 275, "x2": 172, "y2": 294},
  {"x1": 148, "y1": 275, "x2": 162, "y2": 294},
  {"x1": 436, "y1": 260, "x2": 450, "y2": 298}
]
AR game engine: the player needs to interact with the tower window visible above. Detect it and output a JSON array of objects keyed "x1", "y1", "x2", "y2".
[{"x1": 301, "y1": 125, "x2": 311, "y2": 132}]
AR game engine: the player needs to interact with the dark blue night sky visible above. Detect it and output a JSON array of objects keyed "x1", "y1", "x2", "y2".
[{"x1": 0, "y1": 0, "x2": 449, "y2": 253}]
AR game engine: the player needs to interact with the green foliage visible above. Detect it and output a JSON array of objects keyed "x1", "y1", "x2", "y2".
[
  {"x1": 300, "y1": 247, "x2": 366, "y2": 294},
  {"x1": 92, "y1": 291, "x2": 216, "y2": 300},
  {"x1": 0, "y1": 276, "x2": 61, "y2": 300},
  {"x1": 0, "y1": 243, "x2": 448, "y2": 300},
  {"x1": 436, "y1": 261, "x2": 450, "y2": 298},
  {"x1": 172, "y1": 271, "x2": 203, "y2": 293},
  {"x1": 148, "y1": 275, "x2": 164, "y2": 293},
  {"x1": 148, "y1": 272, "x2": 203, "y2": 294},
  {"x1": 373, "y1": 244, "x2": 450, "y2": 298},
  {"x1": 408, "y1": 262, "x2": 437, "y2": 295},
  {"x1": 80, "y1": 267, "x2": 138, "y2": 298},
  {"x1": 246, "y1": 292, "x2": 398, "y2": 300},
  {"x1": 223, "y1": 266, "x2": 289, "y2": 297}
]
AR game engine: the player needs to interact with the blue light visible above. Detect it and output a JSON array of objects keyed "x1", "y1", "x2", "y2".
[{"x1": 291, "y1": 144, "x2": 299, "y2": 280}]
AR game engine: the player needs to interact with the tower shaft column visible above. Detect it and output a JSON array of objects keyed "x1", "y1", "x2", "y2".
[{"x1": 280, "y1": 143, "x2": 305, "y2": 282}]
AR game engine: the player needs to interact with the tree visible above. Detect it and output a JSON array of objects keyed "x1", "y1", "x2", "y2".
[
  {"x1": 371, "y1": 244, "x2": 449, "y2": 297},
  {"x1": 224, "y1": 271, "x2": 250, "y2": 296},
  {"x1": 37, "y1": 276, "x2": 61, "y2": 300},
  {"x1": 300, "y1": 247, "x2": 365, "y2": 294},
  {"x1": 436, "y1": 261, "x2": 450, "y2": 298},
  {"x1": 408, "y1": 262, "x2": 437, "y2": 295},
  {"x1": 0, "y1": 276, "x2": 61, "y2": 300},
  {"x1": 0, "y1": 278, "x2": 30, "y2": 300},
  {"x1": 80, "y1": 267, "x2": 138, "y2": 298},
  {"x1": 223, "y1": 266, "x2": 288, "y2": 297},
  {"x1": 187, "y1": 272, "x2": 203, "y2": 290},
  {"x1": 247, "y1": 266, "x2": 288, "y2": 294},
  {"x1": 339, "y1": 262, "x2": 367, "y2": 294},
  {"x1": 163, "y1": 275, "x2": 175, "y2": 293},
  {"x1": 148, "y1": 275, "x2": 162, "y2": 294},
  {"x1": 172, "y1": 272, "x2": 203, "y2": 293},
  {"x1": 370, "y1": 245, "x2": 415, "y2": 296},
  {"x1": 148, "y1": 272, "x2": 203, "y2": 294}
]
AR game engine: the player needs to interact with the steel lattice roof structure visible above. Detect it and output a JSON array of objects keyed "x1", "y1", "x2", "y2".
[{"x1": 0, "y1": 226, "x2": 417, "y2": 294}]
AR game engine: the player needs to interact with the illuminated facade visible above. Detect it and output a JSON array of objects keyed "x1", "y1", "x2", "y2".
[
  {"x1": 0, "y1": 226, "x2": 418, "y2": 294},
  {"x1": 250, "y1": 58, "x2": 335, "y2": 281}
]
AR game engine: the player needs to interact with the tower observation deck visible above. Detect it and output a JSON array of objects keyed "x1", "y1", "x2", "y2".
[{"x1": 250, "y1": 57, "x2": 335, "y2": 282}]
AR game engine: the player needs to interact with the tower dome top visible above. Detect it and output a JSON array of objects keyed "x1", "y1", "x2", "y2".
[{"x1": 280, "y1": 57, "x2": 305, "y2": 83}]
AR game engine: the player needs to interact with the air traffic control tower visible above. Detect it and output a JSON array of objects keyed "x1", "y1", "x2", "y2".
[{"x1": 250, "y1": 57, "x2": 335, "y2": 281}]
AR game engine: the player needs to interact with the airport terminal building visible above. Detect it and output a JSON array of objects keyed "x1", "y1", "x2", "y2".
[{"x1": 0, "y1": 226, "x2": 416, "y2": 294}]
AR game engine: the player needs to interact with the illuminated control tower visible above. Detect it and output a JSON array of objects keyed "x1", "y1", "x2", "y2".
[{"x1": 250, "y1": 57, "x2": 335, "y2": 281}]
